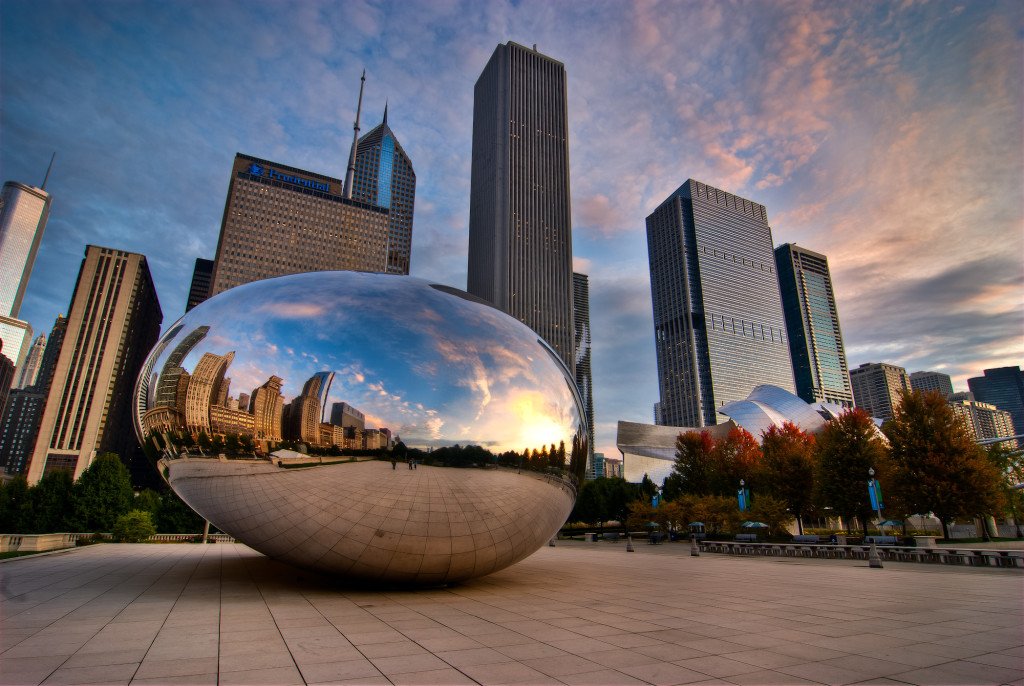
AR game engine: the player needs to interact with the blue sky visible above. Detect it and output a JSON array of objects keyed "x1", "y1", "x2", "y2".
[{"x1": 2, "y1": 0, "x2": 1021, "y2": 460}]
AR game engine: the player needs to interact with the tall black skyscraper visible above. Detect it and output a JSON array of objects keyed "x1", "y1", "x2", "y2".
[
  {"x1": 774, "y1": 243, "x2": 853, "y2": 407},
  {"x1": 467, "y1": 42, "x2": 575, "y2": 369},
  {"x1": 647, "y1": 179, "x2": 794, "y2": 427},
  {"x1": 968, "y1": 367, "x2": 1024, "y2": 435},
  {"x1": 352, "y1": 107, "x2": 416, "y2": 275},
  {"x1": 186, "y1": 258, "x2": 214, "y2": 312}
]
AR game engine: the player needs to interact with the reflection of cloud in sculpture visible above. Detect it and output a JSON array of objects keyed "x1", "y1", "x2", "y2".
[{"x1": 138, "y1": 273, "x2": 583, "y2": 459}]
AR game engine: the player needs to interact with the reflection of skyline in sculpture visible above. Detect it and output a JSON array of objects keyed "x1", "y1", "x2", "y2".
[{"x1": 137, "y1": 273, "x2": 585, "y2": 483}]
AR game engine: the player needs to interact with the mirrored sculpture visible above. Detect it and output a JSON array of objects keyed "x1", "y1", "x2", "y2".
[{"x1": 135, "y1": 272, "x2": 586, "y2": 584}]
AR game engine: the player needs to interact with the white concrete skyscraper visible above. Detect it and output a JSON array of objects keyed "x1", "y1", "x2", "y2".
[
  {"x1": 0, "y1": 170, "x2": 52, "y2": 369},
  {"x1": 467, "y1": 42, "x2": 575, "y2": 369}
]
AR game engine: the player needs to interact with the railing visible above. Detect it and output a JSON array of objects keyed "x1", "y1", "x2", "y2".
[
  {"x1": 1, "y1": 532, "x2": 235, "y2": 553},
  {"x1": 697, "y1": 540, "x2": 1024, "y2": 568}
]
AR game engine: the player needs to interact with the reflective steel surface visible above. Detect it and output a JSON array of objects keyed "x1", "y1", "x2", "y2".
[{"x1": 135, "y1": 272, "x2": 586, "y2": 584}]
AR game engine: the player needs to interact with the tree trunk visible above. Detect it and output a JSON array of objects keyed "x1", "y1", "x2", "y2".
[
  {"x1": 979, "y1": 515, "x2": 991, "y2": 542},
  {"x1": 939, "y1": 517, "x2": 949, "y2": 540},
  {"x1": 796, "y1": 515, "x2": 803, "y2": 535}
]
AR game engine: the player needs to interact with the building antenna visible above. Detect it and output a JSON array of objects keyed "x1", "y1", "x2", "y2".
[
  {"x1": 343, "y1": 69, "x2": 366, "y2": 199},
  {"x1": 41, "y1": 152, "x2": 56, "y2": 190},
  {"x1": 383, "y1": 99, "x2": 388, "y2": 126}
]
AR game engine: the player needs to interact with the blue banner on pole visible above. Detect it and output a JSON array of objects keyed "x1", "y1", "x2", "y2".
[
  {"x1": 652, "y1": 493, "x2": 660, "y2": 508},
  {"x1": 737, "y1": 488, "x2": 750, "y2": 512},
  {"x1": 868, "y1": 479, "x2": 883, "y2": 511}
]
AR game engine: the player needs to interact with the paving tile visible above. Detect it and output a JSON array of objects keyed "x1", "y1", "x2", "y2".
[
  {"x1": 522, "y1": 653, "x2": 607, "y2": 677},
  {"x1": 369, "y1": 652, "x2": 450, "y2": 675},
  {"x1": 41, "y1": 661, "x2": 139, "y2": 685},
  {"x1": 726, "y1": 668, "x2": 823, "y2": 685},
  {"x1": 674, "y1": 654, "x2": 763, "y2": 678},
  {"x1": 777, "y1": 660, "x2": 875, "y2": 685},
  {"x1": 297, "y1": 657, "x2": 384, "y2": 683},
  {"x1": 434, "y1": 646, "x2": 511, "y2": 667},
  {"x1": 218, "y1": 665, "x2": 305, "y2": 685},
  {"x1": 389, "y1": 667, "x2": 479, "y2": 684},
  {"x1": 130, "y1": 673, "x2": 218, "y2": 685},
  {"x1": 133, "y1": 656, "x2": 219, "y2": 679},
  {"x1": 458, "y1": 660, "x2": 556, "y2": 685},
  {"x1": 636, "y1": 643, "x2": 710, "y2": 661},
  {"x1": 558, "y1": 669, "x2": 649, "y2": 685},
  {"x1": 726, "y1": 648, "x2": 808, "y2": 669},
  {"x1": 617, "y1": 661, "x2": 712, "y2": 685}
]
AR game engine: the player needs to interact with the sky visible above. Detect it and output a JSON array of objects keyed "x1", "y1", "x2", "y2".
[{"x1": 1, "y1": 0, "x2": 1022, "y2": 461}]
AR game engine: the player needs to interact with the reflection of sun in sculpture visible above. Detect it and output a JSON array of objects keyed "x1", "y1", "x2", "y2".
[
  {"x1": 513, "y1": 392, "x2": 568, "y2": 450},
  {"x1": 135, "y1": 272, "x2": 587, "y2": 584}
]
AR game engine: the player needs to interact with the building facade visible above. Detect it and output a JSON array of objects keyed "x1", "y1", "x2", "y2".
[
  {"x1": 210, "y1": 154, "x2": 390, "y2": 296},
  {"x1": 185, "y1": 258, "x2": 214, "y2": 312},
  {"x1": 14, "y1": 333, "x2": 45, "y2": 390},
  {"x1": 775, "y1": 243, "x2": 853, "y2": 408},
  {"x1": 949, "y1": 397, "x2": 1017, "y2": 446},
  {"x1": 967, "y1": 367, "x2": 1024, "y2": 436},
  {"x1": 467, "y1": 42, "x2": 575, "y2": 369},
  {"x1": 572, "y1": 272, "x2": 594, "y2": 462},
  {"x1": 0, "y1": 180, "x2": 51, "y2": 370},
  {"x1": 351, "y1": 109, "x2": 416, "y2": 275},
  {"x1": 26, "y1": 246, "x2": 162, "y2": 486},
  {"x1": 909, "y1": 370, "x2": 954, "y2": 398},
  {"x1": 849, "y1": 362, "x2": 911, "y2": 423},
  {"x1": 647, "y1": 179, "x2": 795, "y2": 427}
]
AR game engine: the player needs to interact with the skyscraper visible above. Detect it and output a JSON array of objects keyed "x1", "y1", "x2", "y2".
[
  {"x1": 26, "y1": 246, "x2": 162, "y2": 486},
  {"x1": 647, "y1": 179, "x2": 794, "y2": 427},
  {"x1": 573, "y1": 272, "x2": 594, "y2": 460},
  {"x1": 14, "y1": 333, "x2": 45, "y2": 389},
  {"x1": 774, "y1": 243, "x2": 853, "y2": 408},
  {"x1": 0, "y1": 343, "x2": 13, "y2": 417},
  {"x1": 352, "y1": 107, "x2": 416, "y2": 275},
  {"x1": 848, "y1": 362, "x2": 911, "y2": 423},
  {"x1": 467, "y1": 41, "x2": 575, "y2": 369},
  {"x1": 209, "y1": 154, "x2": 390, "y2": 296},
  {"x1": 0, "y1": 178, "x2": 52, "y2": 369},
  {"x1": 909, "y1": 370, "x2": 954, "y2": 398},
  {"x1": 968, "y1": 366, "x2": 1024, "y2": 436},
  {"x1": 185, "y1": 258, "x2": 214, "y2": 312}
]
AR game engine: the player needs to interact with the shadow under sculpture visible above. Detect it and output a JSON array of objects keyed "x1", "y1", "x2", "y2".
[{"x1": 134, "y1": 272, "x2": 586, "y2": 585}]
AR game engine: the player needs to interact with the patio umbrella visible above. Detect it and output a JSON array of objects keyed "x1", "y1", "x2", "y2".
[
  {"x1": 878, "y1": 519, "x2": 903, "y2": 527},
  {"x1": 741, "y1": 521, "x2": 768, "y2": 528},
  {"x1": 688, "y1": 522, "x2": 704, "y2": 527}
]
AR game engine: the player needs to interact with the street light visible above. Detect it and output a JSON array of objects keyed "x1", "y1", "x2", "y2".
[{"x1": 1009, "y1": 465, "x2": 1023, "y2": 539}]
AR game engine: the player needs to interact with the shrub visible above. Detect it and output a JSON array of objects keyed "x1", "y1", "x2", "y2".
[{"x1": 112, "y1": 510, "x2": 156, "y2": 543}]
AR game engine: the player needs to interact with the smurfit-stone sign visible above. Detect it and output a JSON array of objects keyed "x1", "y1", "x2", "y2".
[{"x1": 248, "y1": 163, "x2": 330, "y2": 193}]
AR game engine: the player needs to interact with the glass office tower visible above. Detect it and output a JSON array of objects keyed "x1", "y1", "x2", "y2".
[
  {"x1": 775, "y1": 243, "x2": 853, "y2": 407},
  {"x1": 352, "y1": 108, "x2": 416, "y2": 275},
  {"x1": 647, "y1": 179, "x2": 795, "y2": 427}
]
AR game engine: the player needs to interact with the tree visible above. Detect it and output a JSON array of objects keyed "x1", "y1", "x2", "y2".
[
  {"x1": 709, "y1": 427, "x2": 762, "y2": 496},
  {"x1": 570, "y1": 480, "x2": 606, "y2": 527},
  {"x1": 760, "y1": 423, "x2": 816, "y2": 534},
  {"x1": 154, "y1": 489, "x2": 204, "y2": 533},
  {"x1": 671, "y1": 430, "x2": 716, "y2": 496},
  {"x1": 884, "y1": 390, "x2": 1005, "y2": 539},
  {"x1": 112, "y1": 510, "x2": 156, "y2": 542},
  {"x1": 815, "y1": 408, "x2": 888, "y2": 535},
  {"x1": 749, "y1": 495, "x2": 791, "y2": 536},
  {"x1": 986, "y1": 443, "x2": 1024, "y2": 538},
  {"x1": 0, "y1": 476, "x2": 32, "y2": 534},
  {"x1": 134, "y1": 489, "x2": 162, "y2": 517},
  {"x1": 30, "y1": 470, "x2": 76, "y2": 533},
  {"x1": 72, "y1": 453, "x2": 134, "y2": 532}
]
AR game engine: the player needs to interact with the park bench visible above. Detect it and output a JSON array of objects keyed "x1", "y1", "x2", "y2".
[
  {"x1": 601, "y1": 532, "x2": 620, "y2": 542},
  {"x1": 792, "y1": 535, "x2": 820, "y2": 544},
  {"x1": 734, "y1": 534, "x2": 758, "y2": 542},
  {"x1": 863, "y1": 535, "x2": 898, "y2": 545}
]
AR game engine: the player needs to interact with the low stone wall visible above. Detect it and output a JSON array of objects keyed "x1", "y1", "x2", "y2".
[{"x1": 1, "y1": 532, "x2": 235, "y2": 553}]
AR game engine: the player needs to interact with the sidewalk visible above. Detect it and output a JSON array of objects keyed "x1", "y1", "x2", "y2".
[{"x1": 1, "y1": 541, "x2": 1021, "y2": 685}]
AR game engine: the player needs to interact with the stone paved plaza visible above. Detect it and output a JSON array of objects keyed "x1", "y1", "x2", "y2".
[{"x1": 1, "y1": 541, "x2": 1021, "y2": 686}]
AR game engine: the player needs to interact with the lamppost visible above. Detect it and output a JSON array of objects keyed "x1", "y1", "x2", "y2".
[{"x1": 1009, "y1": 465, "x2": 1023, "y2": 539}]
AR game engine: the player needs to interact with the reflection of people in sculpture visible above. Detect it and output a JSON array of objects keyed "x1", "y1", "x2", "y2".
[{"x1": 391, "y1": 457, "x2": 396, "y2": 470}]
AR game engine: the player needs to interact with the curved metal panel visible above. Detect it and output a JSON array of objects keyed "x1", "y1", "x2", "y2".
[{"x1": 135, "y1": 272, "x2": 586, "y2": 584}]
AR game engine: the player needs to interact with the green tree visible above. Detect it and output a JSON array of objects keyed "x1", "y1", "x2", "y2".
[
  {"x1": 748, "y1": 494, "x2": 791, "y2": 536},
  {"x1": 671, "y1": 430, "x2": 716, "y2": 496},
  {"x1": 112, "y1": 510, "x2": 156, "y2": 542},
  {"x1": 134, "y1": 489, "x2": 162, "y2": 518},
  {"x1": 196, "y1": 431, "x2": 212, "y2": 452},
  {"x1": 884, "y1": 390, "x2": 1005, "y2": 539},
  {"x1": 154, "y1": 489, "x2": 203, "y2": 533},
  {"x1": 0, "y1": 476, "x2": 32, "y2": 533},
  {"x1": 570, "y1": 480, "x2": 606, "y2": 527},
  {"x1": 29, "y1": 470, "x2": 76, "y2": 533},
  {"x1": 815, "y1": 408, "x2": 888, "y2": 535},
  {"x1": 72, "y1": 453, "x2": 134, "y2": 532},
  {"x1": 760, "y1": 423, "x2": 816, "y2": 534}
]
